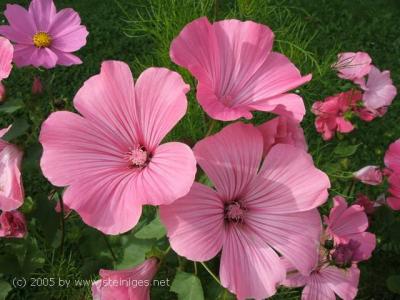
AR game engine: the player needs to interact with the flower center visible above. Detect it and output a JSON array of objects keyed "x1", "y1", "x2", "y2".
[
  {"x1": 331, "y1": 239, "x2": 360, "y2": 268},
  {"x1": 126, "y1": 147, "x2": 149, "y2": 168},
  {"x1": 224, "y1": 201, "x2": 246, "y2": 223},
  {"x1": 33, "y1": 32, "x2": 52, "y2": 48}
]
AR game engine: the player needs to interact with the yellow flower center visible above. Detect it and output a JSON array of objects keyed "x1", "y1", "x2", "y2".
[{"x1": 32, "y1": 32, "x2": 52, "y2": 48}]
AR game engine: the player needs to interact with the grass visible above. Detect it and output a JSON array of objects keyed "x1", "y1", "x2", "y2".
[{"x1": 0, "y1": 0, "x2": 399, "y2": 299}]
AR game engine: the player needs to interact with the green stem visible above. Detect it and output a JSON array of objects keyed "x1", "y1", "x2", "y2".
[
  {"x1": 205, "y1": 119, "x2": 217, "y2": 137},
  {"x1": 103, "y1": 235, "x2": 117, "y2": 262},
  {"x1": 200, "y1": 262, "x2": 221, "y2": 285},
  {"x1": 59, "y1": 196, "x2": 65, "y2": 256},
  {"x1": 194, "y1": 262, "x2": 198, "y2": 275}
]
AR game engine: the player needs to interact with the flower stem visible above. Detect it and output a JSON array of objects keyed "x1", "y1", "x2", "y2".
[
  {"x1": 200, "y1": 262, "x2": 221, "y2": 285},
  {"x1": 103, "y1": 234, "x2": 117, "y2": 262},
  {"x1": 205, "y1": 119, "x2": 217, "y2": 137},
  {"x1": 194, "y1": 262, "x2": 198, "y2": 275}
]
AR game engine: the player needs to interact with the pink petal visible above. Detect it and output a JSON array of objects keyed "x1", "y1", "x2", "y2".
[
  {"x1": 335, "y1": 52, "x2": 372, "y2": 81},
  {"x1": 322, "y1": 265, "x2": 360, "y2": 300},
  {"x1": 29, "y1": 0, "x2": 57, "y2": 32},
  {"x1": 159, "y1": 183, "x2": 224, "y2": 261},
  {"x1": 51, "y1": 48, "x2": 82, "y2": 66},
  {"x1": 336, "y1": 117, "x2": 354, "y2": 133},
  {"x1": 0, "y1": 25, "x2": 32, "y2": 44},
  {"x1": 63, "y1": 171, "x2": 142, "y2": 235},
  {"x1": 246, "y1": 209, "x2": 321, "y2": 275},
  {"x1": 27, "y1": 47, "x2": 58, "y2": 69},
  {"x1": 51, "y1": 26, "x2": 88, "y2": 52},
  {"x1": 0, "y1": 37, "x2": 13, "y2": 80},
  {"x1": 49, "y1": 8, "x2": 83, "y2": 38},
  {"x1": 387, "y1": 196, "x2": 400, "y2": 210},
  {"x1": 133, "y1": 142, "x2": 196, "y2": 206},
  {"x1": 353, "y1": 165, "x2": 383, "y2": 185},
  {"x1": 0, "y1": 145, "x2": 24, "y2": 212},
  {"x1": 385, "y1": 139, "x2": 400, "y2": 173},
  {"x1": 12, "y1": 44, "x2": 37, "y2": 67},
  {"x1": 134, "y1": 67, "x2": 190, "y2": 150},
  {"x1": 193, "y1": 122, "x2": 263, "y2": 201},
  {"x1": 348, "y1": 231, "x2": 376, "y2": 261},
  {"x1": 302, "y1": 279, "x2": 336, "y2": 300},
  {"x1": 244, "y1": 144, "x2": 330, "y2": 213},
  {"x1": 3, "y1": 4, "x2": 37, "y2": 36},
  {"x1": 220, "y1": 226, "x2": 285, "y2": 299}
]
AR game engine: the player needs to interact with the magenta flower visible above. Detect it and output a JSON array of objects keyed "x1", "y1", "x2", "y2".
[
  {"x1": 0, "y1": 210, "x2": 27, "y2": 238},
  {"x1": 384, "y1": 139, "x2": 400, "y2": 210},
  {"x1": 160, "y1": 122, "x2": 330, "y2": 299},
  {"x1": 39, "y1": 61, "x2": 197, "y2": 235},
  {"x1": 353, "y1": 165, "x2": 383, "y2": 186},
  {"x1": 170, "y1": 17, "x2": 311, "y2": 122},
  {"x1": 0, "y1": 126, "x2": 24, "y2": 212},
  {"x1": 92, "y1": 258, "x2": 158, "y2": 300},
  {"x1": 334, "y1": 52, "x2": 372, "y2": 82},
  {"x1": 0, "y1": 0, "x2": 88, "y2": 68},
  {"x1": 0, "y1": 37, "x2": 13, "y2": 80},
  {"x1": 385, "y1": 139, "x2": 400, "y2": 174},
  {"x1": 324, "y1": 196, "x2": 376, "y2": 262}
]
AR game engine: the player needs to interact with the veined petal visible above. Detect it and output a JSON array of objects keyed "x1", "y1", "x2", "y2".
[
  {"x1": 3, "y1": 4, "x2": 37, "y2": 36},
  {"x1": 29, "y1": 0, "x2": 57, "y2": 32},
  {"x1": 0, "y1": 37, "x2": 13, "y2": 80}
]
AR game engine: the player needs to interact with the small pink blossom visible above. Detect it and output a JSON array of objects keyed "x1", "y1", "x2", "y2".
[
  {"x1": 334, "y1": 52, "x2": 372, "y2": 82},
  {"x1": 0, "y1": 36, "x2": 13, "y2": 80},
  {"x1": 92, "y1": 258, "x2": 158, "y2": 300},
  {"x1": 0, "y1": 0, "x2": 89, "y2": 68},
  {"x1": 32, "y1": 76, "x2": 43, "y2": 94},
  {"x1": 160, "y1": 122, "x2": 330, "y2": 299},
  {"x1": 0, "y1": 126, "x2": 25, "y2": 212},
  {"x1": 353, "y1": 165, "x2": 383, "y2": 185},
  {"x1": 39, "y1": 61, "x2": 197, "y2": 235},
  {"x1": 0, "y1": 210, "x2": 27, "y2": 238},
  {"x1": 324, "y1": 196, "x2": 376, "y2": 262},
  {"x1": 170, "y1": 17, "x2": 311, "y2": 122}
]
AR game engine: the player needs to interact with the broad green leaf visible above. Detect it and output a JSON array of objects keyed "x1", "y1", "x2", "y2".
[
  {"x1": 135, "y1": 214, "x2": 166, "y2": 240},
  {"x1": 116, "y1": 236, "x2": 155, "y2": 269},
  {"x1": 0, "y1": 280, "x2": 12, "y2": 300},
  {"x1": 171, "y1": 271, "x2": 204, "y2": 300},
  {"x1": 0, "y1": 98, "x2": 24, "y2": 114},
  {"x1": 387, "y1": 275, "x2": 400, "y2": 294},
  {"x1": 2, "y1": 118, "x2": 29, "y2": 142},
  {"x1": 333, "y1": 143, "x2": 360, "y2": 157}
]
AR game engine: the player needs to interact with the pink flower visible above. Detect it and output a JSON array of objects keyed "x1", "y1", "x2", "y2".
[
  {"x1": 386, "y1": 173, "x2": 400, "y2": 210},
  {"x1": 257, "y1": 116, "x2": 308, "y2": 156},
  {"x1": 32, "y1": 75, "x2": 43, "y2": 94},
  {"x1": 0, "y1": 36, "x2": 13, "y2": 80},
  {"x1": 324, "y1": 196, "x2": 376, "y2": 262},
  {"x1": 312, "y1": 90, "x2": 361, "y2": 140},
  {"x1": 0, "y1": 126, "x2": 24, "y2": 212},
  {"x1": 0, "y1": 0, "x2": 88, "y2": 68},
  {"x1": 355, "y1": 106, "x2": 387, "y2": 122},
  {"x1": 92, "y1": 258, "x2": 158, "y2": 300},
  {"x1": 283, "y1": 260, "x2": 360, "y2": 300},
  {"x1": 160, "y1": 122, "x2": 330, "y2": 299},
  {"x1": 170, "y1": 17, "x2": 311, "y2": 122},
  {"x1": 0, "y1": 210, "x2": 27, "y2": 238},
  {"x1": 353, "y1": 165, "x2": 383, "y2": 185},
  {"x1": 384, "y1": 139, "x2": 400, "y2": 210},
  {"x1": 385, "y1": 139, "x2": 400, "y2": 173},
  {"x1": 358, "y1": 66, "x2": 397, "y2": 112},
  {"x1": 39, "y1": 61, "x2": 197, "y2": 235},
  {"x1": 334, "y1": 52, "x2": 372, "y2": 81},
  {"x1": 355, "y1": 194, "x2": 376, "y2": 215}
]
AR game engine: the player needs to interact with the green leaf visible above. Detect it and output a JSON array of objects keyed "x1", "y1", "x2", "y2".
[
  {"x1": 0, "y1": 98, "x2": 24, "y2": 114},
  {"x1": 333, "y1": 143, "x2": 360, "y2": 157},
  {"x1": 171, "y1": 271, "x2": 204, "y2": 300},
  {"x1": 2, "y1": 118, "x2": 29, "y2": 142},
  {"x1": 33, "y1": 192, "x2": 59, "y2": 245},
  {"x1": 387, "y1": 275, "x2": 400, "y2": 294},
  {"x1": 0, "y1": 280, "x2": 12, "y2": 300},
  {"x1": 116, "y1": 237, "x2": 155, "y2": 269},
  {"x1": 135, "y1": 214, "x2": 166, "y2": 240}
]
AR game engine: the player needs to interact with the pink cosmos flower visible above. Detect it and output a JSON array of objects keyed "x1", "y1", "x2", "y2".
[
  {"x1": 32, "y1": 75, "x2": 43, "y2": 94},
  {"x1": 170, "y1": 17, "x2": 311, "y2": 122},
  {"x1": 39, "y1": 61, "x2": 197, "y2": 235},
  {"x1": 0, "y1": 126, "x2": 24, "y2": 212},
  {"x1": 0, "y1": 210, "x2": 27, "y2": 238},
  {"x1": 283, "y1": 259, "x2": 360, "y2": 300},
  {"x1": 312, "y1": 90, "x2": 361, "y2": 140},
  {"x1": 0, "y1": 0, "x2": 88, "y2": 68},
  {"x1": 0, "y1": 36, "x2": 13, "y2": 80},
  {"x1": 160, "y1": 122, "x2": 330, "y2": 299},
  {"x1": 92, "y1": 258, "x2": 158, "y2": 300},
  {"x1": 357, "y1": 66, "x2": 397, "y2": 112},
  {"x1": 353, "y1": 165, "x2": 383, "y2": 186},
  {"x1": 257, "y1": 116, "x2": 308, "y2": 156},
  {"x1": 324, "y1": 196, "x2": 376, "y2": 262},
  {"x1": 334, "y1": 52, "x2": 372, "y2": 82}
]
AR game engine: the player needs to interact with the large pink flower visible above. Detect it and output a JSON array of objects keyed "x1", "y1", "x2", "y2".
[
  {"x1": 170, "y1": 17, "x2": 311, "y2": 122},
  {"x1": 0, "y1": 37, "x2": 13, "y2": 80},
  {"x1": 92, "y1": 258, "x2": 158, "y2": 300},
  {"x1": 0, "y1": 210, "x2": 27, "y2": 238},
  {"x1": 160, "y1": 122, "x2": 330, "y2": 299},
  {"x1": 324, "y1": 196, "x2": 376, "y2": 262},
  {"x1": 334, "y1": 52, "x2": 372, "y2": 82},
  {"x1": 39, "y1": 61, "x2": 197, "y2": 235},
  {"x1": 0, "y1": 126, "x2": 24, "y2": 212},
  {"x1": 0, "y1": 0, "x2": 88, "y2": 68}
]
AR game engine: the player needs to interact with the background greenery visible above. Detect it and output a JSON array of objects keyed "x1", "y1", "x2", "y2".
[{"x1": 0, "y1": 0, "x2": 399, "y2": 299}]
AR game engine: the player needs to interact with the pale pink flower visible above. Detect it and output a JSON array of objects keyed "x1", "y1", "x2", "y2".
[
  {"x1": 0, "y1": 210, "x2": 27, "y2": 238},
  {"x1": 160, "y1": 122, "x2": 330, "y2": 299},
  {"x1": 283, "y1": 259, "x2": 360, "y2": 300},
  {"x1": 384, "y1": 139, "x2": 400, "y2": 210},
  {"x1": 0, "y1": 126, "x2": 24, "y2": 212},
  {"x1": 32, "y1": 75, "x2": 43, "y2": 94},
  {"x1": 0, "y1": 0, "x2": 88, "y2": 68},
  {"x1": 92, "y1": 258, "x2": 158, "y2": 300},
  {"x1": 353, "y1": 165, "x2": 383, "y2": 185},
  {"x1": 0, "y1": 36, "x2": 13, "y2": 80},
  {"x1": 386, "y1": 173, "x2": 400, "y2": 210},
  {"x1": 312, "y1": 90, "x2": 361, "y2": 140},
  {"x1": 324, "y1": 196, "x2": 376, "y2": 262},
  {"x1": 170, "y1": 17, "x2": 311, "y2": 122},
  {"x1": 385, "y1": 139, "x2": 400, "y2": 173},
  {"x1": 257, "y1": 116, "x2": 308, "y2": 156},
  {"x1": 39, "y1": 61, "x2": 197, "y2": 235},
  {"x1": 358, "y1": 66, "x2": 397, "y2": 112},
  {"x1": 334, "y1": 52, "x2": 371, "y2": 82}
]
